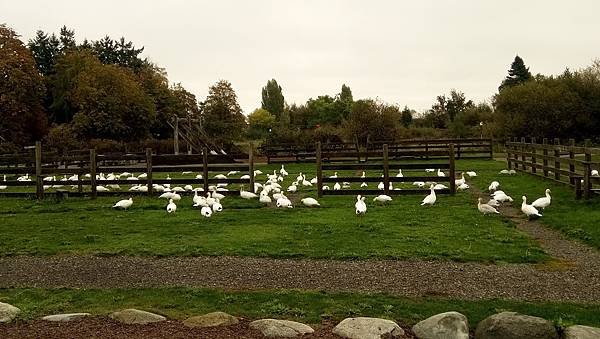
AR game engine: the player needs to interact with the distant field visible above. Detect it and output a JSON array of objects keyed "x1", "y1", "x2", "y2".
[{"x1": 0, "y1": 160, "x2": 548, "y2": 263}]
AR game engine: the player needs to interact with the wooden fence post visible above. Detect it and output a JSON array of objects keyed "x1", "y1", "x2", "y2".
[
  {"x1": 316, "y1": 142, "x2": 323, "y2": 198},
  {"x1": 542, "y1": 138, "x2": 548, "y2": 177},
  {"x1": 248, "y1": 143, "x2": 255, "y2": 193},
  {"x1": 569, "y1": 139, "x2": 575, "y2": 185},
  {"x1": 146, "y1": 148, "x2": 153, "y2": 196},
  {"x1": 554, "y1": 146, "x2": 560, "y2": 182},
  {"x1": 506, "y1": 140, "x2": 512, "y2": 170},
  {"x1": 531, "y1": 137, "x2": 537, "y2": 174},
  {"x1": 584, "y1": 148, "x2": 592, "y2": 200},
  {"x1": 520, "y1": 137, "x2": 526, "y2": 171},
  {"x1": 202, "y1": 147, "x2": 209, "y2": 193},
  {"x1": 489, "y1": 138, "x2": 494, "y2": 159},
  {"x1": 35, "y1": 141, "x2": 43, "y2": 200},
  {"x1": 90, "y1": 148, "x2": 97, "y2": 199},
  {"x1": 449, "y1": 144, "x2": 456, "y2": 195},
  {"x1": 575, "y1": 178, "x2": 582, "y2": 200},
  {"x1": 383, "y1": 144, "x2": 390, "y2": 195}
]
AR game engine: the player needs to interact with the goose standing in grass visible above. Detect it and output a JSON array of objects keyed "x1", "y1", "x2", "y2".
[
  {"x1": 280, "y1": 165, "x2": 288, "y2": 177},
  {"x1": 433, "y1": 183, "x2": 448, "y2": 190},
  {"x1": 276, "y1": 196, "x2": 293, "y2": 208},
  {"x1": 478, "y1": 198, "x2": 499, "y2": 215},
  {"x1": 310, "y1": 177, "x2": 318, "y2": 184},
  {"x1": 466, "y1": 171, "x2": 477, "y2": 177},
  {"x1": 488, "y1": 181, "x2": 500, "y2": 191},
  {"x1": 522, "y1": 196, "x2": 542, "y2": 219},
  {"x1": 227, "y1": 170, "x2": 239, "y2": 176},
  {"x1": 212, "y1": 199, "x2": 223, "y2": 212},
  {"x1": 96, "y1": 185, "x2": 110, "y2": 192},
  {"x1": 334, "y1": 182, "x2": 341, "y2": 190},
  {"x1": 355, "y1": 195, "x2": 367, "y2": 215},
  {"x1": 301, "y1": 197, "x2": 320, "y2": 207},
  {"x1": 0, "y1": 175, "x2": 6, "y2": 190},
  {"x1": 302, "y1": 175, "x2": 312, "y2": 187},
  {"x1": 377, "y1": 181, "x2": 385, "y2": 190},
  {"x1": 509, "y1": 169, "x2": 517, "y2": 175},
  {"x1": 360, "y1": 171, "x2": 368, "y2": 188},
  {"x1": 457, "y1": 183, "x2": 470, "y2": 191},
  {"x1": 373, "y1": 194, "x2": 392, "y2": 204},
  {"x1": 240, "y1": 186, "x2": 258, "y2": 199},
  {"x1": 259, "y1": 192, "x2": 272, "y2": 204},
  {"x1": 499, "y1": 169, "x2": 510, "y2": 175},
  {"x1": 592, "y1": 169, "x2": 599, "y2": 176},
  {"x1": 193, "y1": 191, "x2": 205, "y2": 207},
  {"x1": 287, "y1": 182, "x2": 298, "y2": 192},
  {"x1": 166, "y1": 199, "x2": 177, "y2": 214},
  {"x1": 113, "y1": 197, "x2": 133, "y2": 210},
  {"x1": 200, "y1": 206, "x2": 212, "y2": 218},
  {"x1": 413, "y1": 181, "x2": 425, "y2": 188},
  {"x1": 455, "y1": 173, "x2": 466, "y2": 186},
  {"x1": 396, "y1": 169, "x2": 404, "y2": 177},
  {"x1": 138, "y1": 173, "x2": 147, "y2": 179},
  {"x1": 329, "y1": 172, "x2": 338, "y2": 179},
  {"x1": 421, "y1": 184, "x2": 436, "y2": 206},
  {"x1": 296, "y1": 173, "x2": 303, "y2": 182},
  {"x1": 532, "y1": 189, "x2": 551, "y2": 210},
  {"x1": 437, "y1": 169, "x2": 445, "y2": 177}
]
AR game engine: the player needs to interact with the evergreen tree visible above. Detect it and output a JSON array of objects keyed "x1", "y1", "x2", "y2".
[
  {"x1": 261, "y1": 79, "x2": 285, "y2": 120},
  {"x1": 339, "y1": 84, "x2": 353, "y2": 103},
  {"x1": 400, "y1": 106, "x2": 413, "y2": 127},
  {"x1": 27, "y1": 30, "x2": 60, "y2": 76},
  {"x1": 499, "y1": 55, "x2": 532, "y2": 91}
]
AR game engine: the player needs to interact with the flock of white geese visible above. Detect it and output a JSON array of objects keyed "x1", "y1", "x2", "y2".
[{"x1": 105, "y1": 164, "x2": 557, "y2": 220}]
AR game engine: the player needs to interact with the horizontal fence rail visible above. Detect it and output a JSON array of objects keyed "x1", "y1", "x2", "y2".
[
  {"x1": 260, "y1": 138, "x2": 492, "y2": 164},
  {"x1": 0, "y1": 142, "x2": 255, "y2": 199},
  {"x1": 315, "y1": 142, "x2": 456, "y2": 198},
  {"x1": 506, "y1": 137, "x2": 599, "y2": 199}
]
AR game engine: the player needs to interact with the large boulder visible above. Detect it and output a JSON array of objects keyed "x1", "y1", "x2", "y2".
[
  {"x1": 183, "y1": 311, "x2": 238, "y2": 328},
  {"x1": 333, "y1": 317, "x2": 405, "y2": 339},
  {"x1": 412, "y1": 311, "x2": 469, "y2": 339},
  {"x1": 249, "y1": 319, "x2": 314, "y2": 337},
  {"x1": 110, "y1": 309, "x2": 166, "y2": 324},
  {"x1": 0, "y1": 302, "x2": 21, "y2": 323},
  {"x1": 475, "y1": 312, "x2": 558, "y2": 339},
  {"x1": 564, "y1": 325, "x2": 600, "y2": 339},
  {"x1": 42, "y1": 313, "x2": 91, "y2": 322}
]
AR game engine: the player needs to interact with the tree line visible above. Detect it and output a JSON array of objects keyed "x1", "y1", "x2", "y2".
[{"x1": 2, "y1": 22, "x2": 600, "y2": 154}]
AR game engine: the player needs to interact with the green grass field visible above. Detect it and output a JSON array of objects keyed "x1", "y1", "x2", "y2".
[
  {"x1": 0, "y1": 160, "x2": 547, "y2": 263},
  {"x1": 2, "y1": 288, "x2": 599, "y2": 329}
]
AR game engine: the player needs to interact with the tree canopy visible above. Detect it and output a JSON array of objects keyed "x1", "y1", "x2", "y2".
[
  {"x1": 0, "y1": 24, "x2": 48, "y2": 144},
  {"x1": 499, "y1": 55, "x2": 532, "y2": 91},
  {"x1": 261, "y1": 79, "x2": 285, "y2": 120},
  {"x1": 201, "y1": 80, "x2": 246, "y2": 148}
]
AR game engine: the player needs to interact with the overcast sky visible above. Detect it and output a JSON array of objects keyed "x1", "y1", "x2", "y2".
[{"x1": 3, "y1": 0, "x2": 600, "y2": 113}]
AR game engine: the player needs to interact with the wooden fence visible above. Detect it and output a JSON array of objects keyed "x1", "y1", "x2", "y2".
[
  {"x1": 505, "y1": 137, "x2": 600, "y2": 199},
  {"x1": 315, "y1": 142, "x2": 457, "y2": 198},
  {"x1": 260, "y1": 138, "x2": 492, "y2": 163},
  {"x1": 0, "y1": 142, "x2": 254, "y2": 199}
]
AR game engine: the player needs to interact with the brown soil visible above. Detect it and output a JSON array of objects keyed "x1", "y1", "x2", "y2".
[{"x1": 0, "y1": 317, "x2": 417, "y2": 339}]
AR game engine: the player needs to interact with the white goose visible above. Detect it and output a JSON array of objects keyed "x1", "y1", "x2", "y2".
[
  {"x1": 466, "y1": 171, "x2": 477, "y2": 177},
  {"x1": 333, "y1": 182, "x2": 341, "y2": 191},
  {"x1": 455, "y1": 173, "x2": 466, "y2": 186},
  {"x1": 166, "y1": 199, "x2": 177, "y2": 214},
  {"x1": 212, "y1": 199, "x2": 223, "y2": 212},
  {"x1": 200, "y1": 206, "x2": 212, "y2": 218},
  {"x1": 280, "y1": 165, "x2": 288, "y2": 177},
  {"x1": 276, "y1": 197, "x2": 293, "y2": 208},
  {"x1": 240, "y1": 186, "x2": 258, "y2": 199},
  {"x1": 301, "y1": 197, "x2": 320, "y2": 207},
  {"x1": 478, "y1": 198, "x2": 499, "y2": 215},
  {"x1": 355, "y1": 195, "x2": 367, "y2": 215},
  {"x1": 259, "y1": 193, "x2": 272, "y2": 204},
  {"x1": 113, "y1": 197, "x2": 133, "y2": 210},
  {"x1": 437, "y1": 169, "x2": 445, "y2": 177},
  {"x1": 302, "y1": 175, "x2": 312, "y2": 187},
  {"x1": 396, "y1": 169, "x2": 404, "y2": 177},
  {"x1": 492, "y1": 191, "x2": 513, "y2": 203},
  {"x1": 373, "y1": 194, "x2": 392, "y2": 203},
  {"x1": 421, "y1": 184, "x2": 436, "y2": 206},
  {"x1": 287, "y1": 182, "x2": 298, "y2": 192},
  {"x1": 0, "y1": 175, "x2": 7, "y2": 190},
  {"x1": 488, "y1": 181, "x2": 500, "y2": 191},
  {"x1": 531, "y1": 189, "x2": 551, "y2": 210},
  {"x1": 521, "y1": 196, "x2": 542, "y2": 218}
]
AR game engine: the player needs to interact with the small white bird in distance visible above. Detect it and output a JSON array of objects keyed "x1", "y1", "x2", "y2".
[
  {"x1": 373, "y1": 194, "x2": 392, "y2": 204},
  {"x1": 301, "y1": 197, "x2": 320, "y2": 207}
]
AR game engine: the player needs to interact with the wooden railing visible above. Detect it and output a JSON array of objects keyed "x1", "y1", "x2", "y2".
[
  {"x1": 260, "y1": 138, "x2": 492, "y2": 163},
  {"x1": 505, "y1": 137, "x2": 600, "y2": 199},
  {"x1": 0, "y1": 142, "x2": 255, "y2": 199},
  {"x1": 315, "y1": 142, "x2": 456, "y2": 197}
]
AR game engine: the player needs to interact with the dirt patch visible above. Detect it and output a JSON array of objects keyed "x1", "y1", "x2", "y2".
[{"x1": 0, "y1": 317, "x2": 417, "y2": 339}]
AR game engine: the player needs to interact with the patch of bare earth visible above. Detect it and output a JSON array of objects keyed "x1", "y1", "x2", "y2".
[{"x1": 0, "y1": 318, "x2": 417, "y2": 339}]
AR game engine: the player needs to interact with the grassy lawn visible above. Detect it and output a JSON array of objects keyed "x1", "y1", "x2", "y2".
[
  {"x1": 0, "y1": 161, "x2": 546, "y2": 263},
  {"x1": 465, "y1": 159, "x2": 600, "y2": 250},
  {"x1": 1, "y1": 288, "x2": 599, "y2": 329}
]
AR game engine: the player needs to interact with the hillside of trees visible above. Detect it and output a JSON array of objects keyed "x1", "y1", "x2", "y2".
[{"x1": 2, "y1": 23, "x2": 600, "y2": 153}]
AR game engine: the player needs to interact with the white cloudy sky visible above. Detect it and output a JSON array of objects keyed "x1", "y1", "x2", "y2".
[{"x1": 3, "y1": 0, "x2": 600, "y2": 113}]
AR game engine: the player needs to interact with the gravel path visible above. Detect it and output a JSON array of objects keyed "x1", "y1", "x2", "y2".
[{"x1": 2, "y1": 188, "x2": 599, "y2": 303}]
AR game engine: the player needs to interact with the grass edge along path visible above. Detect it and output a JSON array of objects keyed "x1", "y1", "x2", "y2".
[{"x1": 2, "y1": 287, "x2": 600, "y2": 329}]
